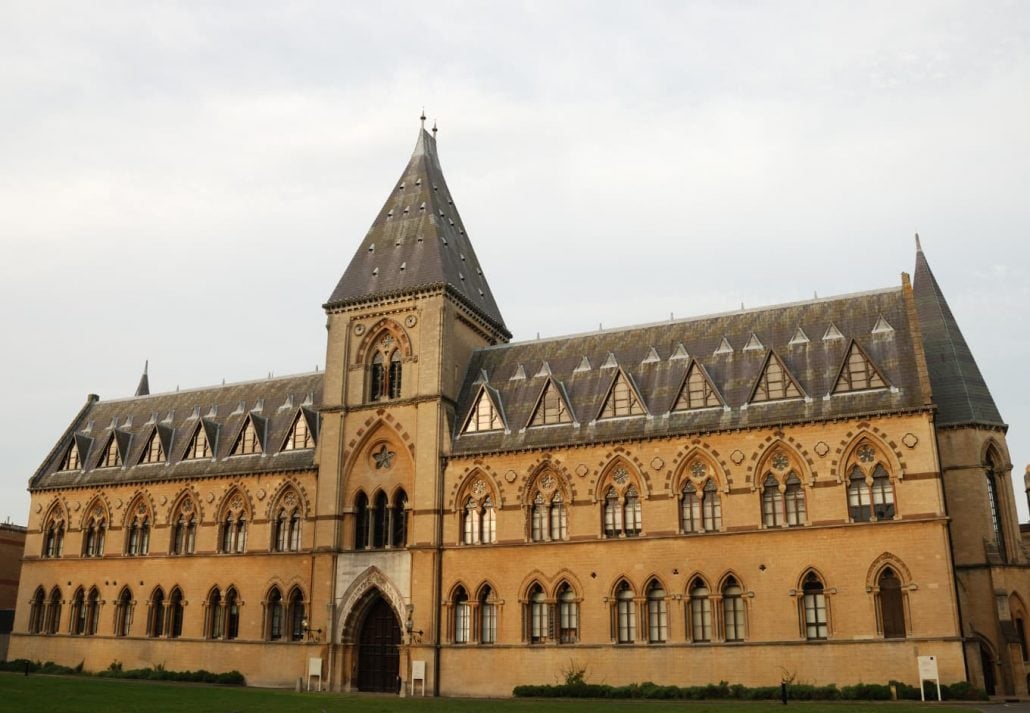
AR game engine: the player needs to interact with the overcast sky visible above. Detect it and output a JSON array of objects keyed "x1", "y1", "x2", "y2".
[{"x1": 1, "y1": 1, "x2": 1028, "y2": 525}]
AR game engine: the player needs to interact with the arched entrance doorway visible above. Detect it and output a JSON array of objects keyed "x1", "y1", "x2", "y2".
[
  {"x1": 980, "y1": 643, "x2": 997, "y2": 696},
  {"x1": 357, "y1": 597, "x2": 401, "y2": 692}
]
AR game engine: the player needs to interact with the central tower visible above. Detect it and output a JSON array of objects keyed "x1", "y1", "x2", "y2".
[{"x1": 315, "y1": 124, "x2": 509, "y2": 692}]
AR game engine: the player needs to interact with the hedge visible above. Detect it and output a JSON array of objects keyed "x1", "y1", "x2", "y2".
[{"x1": 0, "y1": 659, "x2": 244, "y2": 686}]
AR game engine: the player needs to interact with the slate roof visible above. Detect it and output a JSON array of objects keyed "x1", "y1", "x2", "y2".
[
  {"x1": 30, "y1": 372, "x2": 324, "y2": 491},
  {"x1": 452, "y1": 285, "x2": 931, "y2": 455},
  {"x1": 913, "y1": 242, "x2": 1004, "y2": 428},
  {"x1": 325, "y1": 127, "x2": 509, "y2": 337}
]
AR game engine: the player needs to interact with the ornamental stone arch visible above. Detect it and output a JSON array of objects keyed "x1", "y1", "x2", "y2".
[
  {"x1": 683, "y1": 571, "x2": 712, "y2": 596},
  {"x1": 836, "y1": 429, "x2": 906, "y2": 483},
  {"x1": 354, "y1": 317, "x2": 413, "y2": 365},
  {"x1": 450, "y1": 467, "x2": 502, "y2": 512},
  {"x1": 796, "y1": 566, "x2": 832, "y2": 591},
  {"x1": 39, "y1": 497, "x2": 68, "y2": 532},
  {"x1": 522, "y1": 454, "x2": 579, "y2": 502},
  {"x1": 215, "y1": 483, "x2": 255, "y2": 520},
  {"x1": 717, "y1": 569, "x2": 748, "y2": 592},
  {"x1": 864, "y1": 552, "x2": 914, "y2": 589},
  {"x1": 593, "y1": 454, "x2": 650, "y2": 502},
  {"x1": 474, "y1": 578, "x2": 502, "y2": 601},
  {"x1": 551, "y1": 569, "x2": 586, "y2": 599},
  {"x1": 590, "y1": 447, "x2": 653, "y2": 499},
  {"x1": 517, "y1": 570, "x2": 551, "y2": 600},
  {"x1": 265, "y1": 477, "x2": 310, "y2": 521},
  {"x1": 522, "y1": 460, "x2": 573, "y2": 506},
  {"x1": 123, "y1": 491, "x2": 159, "y2": 527},
  {"x1": 670, "y1": 444, "x2": 730, "y2": 494},
  {"x1": 336, "y1": 566, "x2": 408, "y2": 644},
  {"x1": 608, "y1": 575, "x2": 638, "y2": 598},
  {"x1": 78, "y1": 492, "x2": 112, "y2": 530},
  {"x1": 750, "y1": 436, "x2": 814, "y2": 489},
  {"x1": 982, "y1": 437, "x2": 1011, "y2": 469},
  {"x1": 165, "y1": 486, "x2": 203, "y2": 525},
  {"x1": 833, "y1": 423, "x2": 908, "y2": 480},
  {"x1": 344, "y1": 416, "x2": 415, "y2": 471}
]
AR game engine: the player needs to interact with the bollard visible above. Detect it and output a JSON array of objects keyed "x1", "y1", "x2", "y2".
[{"x1": 296, "y1": 676, "x2": 303, "y2": 692}]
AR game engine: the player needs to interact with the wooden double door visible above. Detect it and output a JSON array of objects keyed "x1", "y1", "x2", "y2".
[{"x1": 357, "y1": 598, "x2": 401, "y2": 693}]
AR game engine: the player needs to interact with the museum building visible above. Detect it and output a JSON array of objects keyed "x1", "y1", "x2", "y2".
[{"x1": 8, "y1": 124, "x2": 1029, "y2": 697}]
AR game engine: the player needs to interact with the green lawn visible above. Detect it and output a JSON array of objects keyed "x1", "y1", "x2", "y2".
[{"x1": 0, "y1": 674, "x2": 984, "y2": 713}]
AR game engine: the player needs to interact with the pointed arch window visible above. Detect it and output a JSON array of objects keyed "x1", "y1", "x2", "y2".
[
  {"x1": 614, "y1": 581, "x2": 636, "y2": 644},
  {"x1": 762, "y1": 461, "x2": 806, "y2": 528},
  {"x1": 170, "y1": 498, "x2": 196, "y2": 555},
  {"x1": 847, "y1": 466, "x2": 871, "y2": 522},
  {"x1": 802, "y1": 573, "x2": 828, "y2": 640},
  {"x1": 689, "y1": 579, "x2": 712, "y2": 642},
  {"x1": 139, "y1": 429, "x2": 165, "y2": 464},
  {"x1": 751, "y1": 353, "x2": 803, "y2": 403},
  {"x1": 454, "y1": 587, "x2": 471, "y2": 644},
  {"x1": 986, "y1": 449, "x2": 1006, "y2": 560},
  {"x1": 149, "y1": 588, "x2": 165, "y2": 637},
  {"x1": 267, "y1": 587, "x2": 284, "y2": 641},
  {"x1": 681, "y1": 481, "x2": 700, "y2": 533},
  {"x1": 646, "y1": 580, "x2": 668, "y2": 643},
  {"x1": 354, "y1": 492, "x2": 369, "y2": 550},
  {"x1": 231, "y1": 417, "x2": 262, "y2": 456},
  {"x1": 600, "y1": 372, "x2": 645, "y2": 419},
  {"x1": 115, "y1": 588, "x2": 133, "y2": 637},
  {"x1": 71, "y1": 587, "x2": 86, "y2": 635},
  {"x1": 28, "y1": 587, "x2": 45, "y2": 634},
  {"x1": 529, "y1": 381, "x2": 572, "y2": 426},
  {"x1": 367, "y1": 331, "x2": 403, "y2": 402},
  {"x1": 184, "y1": 424, "x2": 211, "y2": 460},
  {"x1": 527, "y1": 474, "x2": 567, "y2": 542},
  {"x1": 702, "y1": 480, "x2": 722, "y2": 531},
  {"x1": 218, "y1": 495, "x2": 248, "y2": 554},
  {"x1": 224, "y1": 588, "x2": 240, "y2": 640},
  {"x1": 557, "y1": 584, "x2": 579, "y2": 644},
  {"x1": 392, "y1": 489, "x2": 408, "y2": 547},
  {"x1": 846, "y1": 443, "x2": 895, "y2": 523},
  {"x1": 82, "y1": 508, "x2": 106, "y2": 558},
  {"x1": 528, "y1": 584, "x2": 549, "y2": 644},
  {"x1": 288, "y1": 588, "x2": 305, "y2": 642},
  {"x1": 462, "y1": 388, "x2": 504, "y2": 433},
  {"x1": 877, "y1": 568, "x2": 905, "y2": 639},
  {"x1": 169, "y1": 588, "x2": 184, "y2": 638},
  {"x1": 42, "y1": 510, "x2": 65, "y2": 558},
  {"x1": 601, "y1": 466, "x2": 643, "y2": 538},
  {"x1": 674, "y1": 362, "x2": 722, "y2": 410},
  {"x1": 833, "y1": 341, "x2": 888, "y2": 393},
  {"x1": 272, "y1": 489, "x2": 302, "y2": 552},
  {"x1": 125, "y1": 502, "x2": 151, "y2": 556},
  {"x1": 283, "y1": 412, "x2": 315, "y2": 450},
  {"x1": 207, "y1": 589, "x2": 223, "y2": 639},
  {"x1": 479, "y1": 586, "x2": 497, "y2": 644},
  {"x1": 723, "y1": 577, "x2": 745, "y2": 642},
  {"x1": 461, "y1": 487, "x2": 495, "y2": 546},
  {"x1": 44, "y1": 587, "x2": 62, "y2": 635}
]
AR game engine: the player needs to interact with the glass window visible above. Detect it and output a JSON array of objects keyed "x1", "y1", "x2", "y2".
[
  {"x1": 646, "y1": 581, "x2": 667, "y2": 643},
  {"x1": 529, "y1": 586, "x2": 549, "y2": 643},
  {"x1": 723, "y1": 578, "x2": 745, "y2": 642},
  {"x1": 690, "y1": 580, "x2": 711, "y2": 642},
  {"x1": 848, "y1": 466, "x2": 871, "y2": 522},
  {"x1": 762, "y1": 475, "x2": 783, "y2": 527},
  {"x1": 878, "y1": 568, "x2": 905, "y2": 639},
  {"x1": 871, "y1": 464, "x2": 895, "y2": 520},
  {"x1": 616, "y1": 582, "x2": 636, "y2": 643},
  {"x1": 802, "y1": 573, "x2": 828, "y2": 640},
  {"x1": 624, "y1": 486, "x2": 641, "y2": 536},
  {"x1": 702, "y1": 480, "x2": 721, "y2": 531},
  {"x1": 558, "y1": 585, "x2": 578, "y2": 644},
  {"x1": 784, "y1": 473, "x2": 805, "y2": 526},
  {"x1": 268, "y1": 589, "x2": 283, "y2": 641},
  {"x1": 681, "y1": 481, "x2": 700, "y2": 533},
  {"x1": 454, "y1": 588, "x2": 470, "y2": 644},
  {"x1": 479, "y1": 587, "x2": 497, "y2": 644}
]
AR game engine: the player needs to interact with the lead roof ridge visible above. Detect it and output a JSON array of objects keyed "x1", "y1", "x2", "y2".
[
  {"x1": 474, "y1": 285, "x2": 903, "y2": 354},
  {"x1": 91, "y1": 369, "x2": 324, "y2": 406}
]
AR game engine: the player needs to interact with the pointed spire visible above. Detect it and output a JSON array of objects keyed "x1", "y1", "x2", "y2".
[
  {"x1": 915, "y1": 232, "x2": 922, "y2": 253},
  {"x1": 134, "y1": 360, "x2": 150, "y2": 397},
  {"x1": 913, "y1": 243, "x2": 1003, "y2": 426},
  {"x1": 325, "y1": 123, "x2": 509, "y2": 337}
]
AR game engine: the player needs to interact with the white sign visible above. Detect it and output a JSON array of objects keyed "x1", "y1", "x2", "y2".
[
  {"x1": 917, "y1": 655, "x2": 941, "y2": 702},
  {"x1": 411, "y1": 660, "x2": 426, "y2": 696}
]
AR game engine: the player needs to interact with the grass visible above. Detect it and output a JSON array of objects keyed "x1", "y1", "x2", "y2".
[{"x1": 0, "y1": 673, "x2": 986, "y2": 713}]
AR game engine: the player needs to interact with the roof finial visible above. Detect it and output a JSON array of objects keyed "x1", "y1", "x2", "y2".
[
  {"x1": 134, "y1": 360, "x2": 150, "y2": 397},
  {"x1": 915, "y1": 232, "x2": 923, "y2": 253},
  {"x1": 420, "y1": 108, "x2": 426, "y2": 130},
  {"x1": 432, "y1": 120, "x2": 438, "y2": 137}
]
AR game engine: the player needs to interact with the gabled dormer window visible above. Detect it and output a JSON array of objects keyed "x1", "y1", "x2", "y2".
[
  {"x1": 231, "y1": 416, "x2": 262, "y2": 456},
  {"x1": 673, "y1": 361, "x2": 723, "y2": 411},
  {"x1": 528, "y1": 381, "x2": 572, "y2": 427},
  {"x1": 750, "y1": 352, "x2": 803, "y2": 403},
  {"x1": 99, "y1": 435, "x2": 121, "y2": 468},
  {"x1": 462, "y1": 387, "x2": 503, "y2": 434},
  {"x1": 139, "y1": 429, "x2": 165, "y2": 464},
  {"x1": 832, "y1": 341, "x2": 888, "y2": 393},
  {"x1": 184, "y1": 424, "x2": 210, "y2": 460},
  {"x1": 282, "y1": 411, "x2": 314, "y2": 450},
  {"x1": 599, "y1": 371, "x2": 645, "y2": 419},
  {"x1": 59, "y1": 441, "x2": 81, "y2": 471}
]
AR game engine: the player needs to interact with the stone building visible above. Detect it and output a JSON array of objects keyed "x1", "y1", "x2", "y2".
[
  {"x1": 1, "y1": 521, "x2": 27, "y2": 660},
  {"x1": 7, "y1": 124, "x2": 1027, "y2": 697}
]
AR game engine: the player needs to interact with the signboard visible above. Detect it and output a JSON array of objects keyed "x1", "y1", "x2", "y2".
[
  {"x1": 411, "y1": 660, "x2": 426, "y2": 696},
  {"x1": 917, "y1": 655, "x2": 941, "y2": 702}
]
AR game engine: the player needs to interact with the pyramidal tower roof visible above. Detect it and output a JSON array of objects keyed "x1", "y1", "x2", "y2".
[
  {"x1": 912, "y1": 237, "x2": 1004, "y2": 428},
  {"x1": 325, "y1": 123, "x2": 509, "y2": 337}
]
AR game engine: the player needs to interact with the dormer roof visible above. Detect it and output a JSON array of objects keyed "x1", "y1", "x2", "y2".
[{"x1": 325, "y1": 126, "x2": 509, "y2": 338}]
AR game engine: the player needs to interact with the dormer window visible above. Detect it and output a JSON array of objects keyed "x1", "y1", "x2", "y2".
[
  {"x1": 283, "y1": 412, "x2": 314, "y2": 450},
  {"x1": 139, "y1": 429, "x2": 165, "y2": 464},
  {"x1": 231, "y1": 416, "x2": 262, "y2": 456},
  {"x1": 59, "y1": 441, "x2": 80, "y2": 471},
  {"x1": 184, "y1": 424, "x2": 210, "y2": 460},
  {"x1": 99, "y1": 435, "x2": 121, "y2": 468}
]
